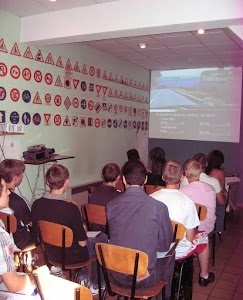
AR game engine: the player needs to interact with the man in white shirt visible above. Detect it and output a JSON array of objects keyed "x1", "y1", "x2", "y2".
[{"x1": 151, "y1": 160, "x2": 215, "y2": 287}]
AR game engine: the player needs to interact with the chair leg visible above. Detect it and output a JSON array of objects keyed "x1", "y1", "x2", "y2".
[
  {"x1": 162, "y1": 285, "x2": 165, "y2": 300},
  {"x1": 212, "y1": 234, "x2": 216, "y2": 267}
]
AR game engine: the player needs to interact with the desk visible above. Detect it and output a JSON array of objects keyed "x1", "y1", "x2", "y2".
[{"x1": 24, "y1": 154, "x2": 74, "y2": 203}]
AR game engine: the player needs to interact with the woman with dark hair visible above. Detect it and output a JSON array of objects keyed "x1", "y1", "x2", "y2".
[
  {"x1": 146, "y1": 147, "x2": 166, "y2": 186},
  {"x1": 206, "y1": 150, "x2": 227, "y2": 233},
  {"x1": 126, "y1": 149, "x2": 151, "y2": 173}
]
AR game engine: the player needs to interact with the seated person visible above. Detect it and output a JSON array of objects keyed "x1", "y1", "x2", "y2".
[
  {"x1": 31, "y1": 164, "x2": 107, "y2": 295},
  {"x1": 180, "y1": 159, "x2": 216, "y2": 234},
  {"x1": 127, "y1": 148, "x2": 151, "y2": 173},
  {"x1": 181, "y1": 153, "x2": 225, "y2": 233},
  {"x1": 0, "y1": 176, "x2": 40, "y2": 300},
  {"x1": 106, "y1": 160, "x2": 175, "y2": 300},
  {"x1": 146, "y1": 147, "x2": 166, "y2": 189},
  {"x1": 151, "y1": 160, "x2": 215, "y2": 287},
  {"x1": 0, "y1": 159, "x2": 36, "y2": 250},
  {"x1": 89, "y1": 163, "x2": 121, "y2": 206}
]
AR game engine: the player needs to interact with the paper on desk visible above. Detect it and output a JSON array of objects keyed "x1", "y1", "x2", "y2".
[
  {"x1": 157, "y1": 242, "x2": 176, "y2": 258},
  {"x1": 87, "y1": 231, "x2": 101, "y2": 238}
]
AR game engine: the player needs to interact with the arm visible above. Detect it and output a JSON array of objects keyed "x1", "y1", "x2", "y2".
[
  {"x1": 185, "y1": 228, "x2": 195, "y2": 242},
  {"x1": 157, "y1": 204, "x2": 173, "y2": 252},
  {"x1": 216, "y1": 191, "x2": 225, "y2": 205},
  {"x1": 71, "y1": 205, "x2": 88, "y2": 248},
  {"x1": 2, "y1": 271, "x2": 35, "y2": 293}
]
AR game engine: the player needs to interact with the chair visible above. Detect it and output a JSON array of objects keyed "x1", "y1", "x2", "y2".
[
  {"x1": 95, "y1": 242, "x2": 167, "y2": 300},
  {"x1": 33, "y1": 265, "x2": 93, "y2": 300},
  {"x1": 171, "y1": 221, "x2": 193, "y2": 300},
  {"x1": 81, "y1": 203, "x2": 108, "y2": 234},
  {"x1": 144, "y1": 184, "x2": 164, "y2": 195},
  {"x1": 0, "y1": 211, "x2": 36, "y2": 272},
  {"x1": 37, "y1": 220, "x2": 96, "y2": 281},
  {"x1": 115, "y1": 179, "x2": 125, "y2": 192},
  {"x1": 194, "y1": 203, "x2": 216, "y2": 266}
]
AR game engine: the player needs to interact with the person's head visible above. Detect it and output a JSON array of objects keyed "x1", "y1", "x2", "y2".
[
  {"x1": 46, "y1": 164, "x2": 69, "y2": 192},
  {"x1": 126, "y1": 149, "x2": 140, "y2": 162},
  {"x1": 193, "y1": 153, "x2": 207, "y2": 170},
  {"x1": 162, "y1": 160, "x2": 183, "y2": 185},
  {"x1": 149, "y1": 147, "x2": 165, "y2": 161},
  {"x1": 207, "y1": 150, "x2": 224, "y2": 169},
  {"x1": 102, "y1": 163, "x2": 121, "y2": 183},
  {"x1": 0, "y1": 176, "x2": 10, "y2": 208},
  {"x1": 184, "y1": 159, "x2": 202, "y2": 180},
  {"x1": 0, "y1": 159, "x2": 25, "y2": 188},
  {"x1": 122, "y1": 160, "x2": 147, "y2": 187}
]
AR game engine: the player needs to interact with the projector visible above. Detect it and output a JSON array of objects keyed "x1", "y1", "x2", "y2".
[{"x1": 23, "y1": 145, "x2": 55, "y2": 161}]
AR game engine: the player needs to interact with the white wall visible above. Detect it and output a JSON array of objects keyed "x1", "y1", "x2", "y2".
[{"x1": 0, "y1": 11, "x2": 150, "y2": 201}]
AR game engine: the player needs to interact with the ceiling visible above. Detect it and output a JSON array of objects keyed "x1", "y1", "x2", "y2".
[{"x1": 1, "y1": 0, "x2": 243, "y2": 70}]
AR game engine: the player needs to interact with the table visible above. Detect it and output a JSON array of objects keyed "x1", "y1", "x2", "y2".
[{"x1": 24, "y1": 154, "x2": 74, "y2": 203}]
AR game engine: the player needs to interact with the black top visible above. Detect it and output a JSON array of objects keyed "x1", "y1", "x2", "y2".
[
  {"x1": 31, "y1": 193, "x2": 88, "y2": 264},
  {"x1": 106, "y1": 186, "x2": 173, "y2": 270},
  {"x1": 9, "y1": 191, "x2": 35, "y2": 249},
  {"x1": 146, "y1": 173, "x2": 165, "y2": 187},
  {"x1": 89, "y1": 184, "x2": 121, "y2": 206}
]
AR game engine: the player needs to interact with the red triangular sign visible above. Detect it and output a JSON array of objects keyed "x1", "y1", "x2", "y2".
[
  {"x1": 114, "y1": 90, "x2": 118, "y2": 98},
  {"x1": 73, "y1": 79, "x2": 80, "y2": 90},
  {"x1": 82, "y1": 64, "x2": 88, "y2": 75},
  {"x1": 45, "y1": 53, "x2": 55, "y2": 65},
  {"x1": 56, "y1": 56, "x2": 64, "y2": 68},
  {"x1": 103, "y1": 71, "x2": 108, "y2": 80},
  {"x1": 10, "y1": 42, "x2": 21, "y2": 56},
  {"x1": 23, "y1": 46, "x2": 33, "y2": 59},
  {"x1": 63, "y1": 116, "x2": 71, "y2": 126},
  {"x1": 73, "y1": 61, "x2": 81, "y2": 72},
  {"x1": 102, "y1": 86, "x2": 108, "y2": 96},
  {"x1": 33, "y1": 92, "x2": 42, "y2": 104},
  {"x1": 65, "y1": 59, "x2": 72, "y2": 70},
  {"x1": 114, "y1": 75, "x2": 119, "y2": 82},
  {"x1": 96, "y1": 85, "x2": 102, "y2": 96},
  {"x1": 109, "y1": 73, "x2": 113, "y2": 81},
  {"x1": 0, "y1": 38, "x2": 8, "y2": 53},
  {"x1": 44, "y1": 114, "x2": 51, "y2": 125},
  {"x1": 108, "y1": 88, "x2": 113, "y2": 97},
  {"x1": 119, "y1": 91, "x2": 124, "y2": 99},
  {"x1": 55, "y1": 75, "x2": 63, "y2": 87},
  {"x1": 35, "y1": 49, "x2": 44, "y2": 62}
]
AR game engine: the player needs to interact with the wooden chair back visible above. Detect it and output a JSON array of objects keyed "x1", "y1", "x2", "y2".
[
  {"x1": 81, "y1": 204, "x2": 107, "y2": 228},
  {"x1": 115, "y1": 179, "x2": 125, "y2": 192},
  {"x1": 37, "y1": 220, "x2": 73, "y2": 248},
  {"x1": 171, "y1": 221, "x2": 186, "y2": 241},
  {"x1": 95, "y1": 242, "x2": 148, "y2": 276},
  {"x1": 0, "y1": 211, "x2": 17, "y2": 233},
  {"x1": 144, "y1": 185, "x2": 164, "y2": 195},
  {"x1": 66, "y1": 199, "x2": 78, "y2": 206},
  {"x1": 33, "y1": 265, "x2": 93, "y2": 300},
  {"x1": 195, "y1": 203, "x2": 207, "y2": 221}
]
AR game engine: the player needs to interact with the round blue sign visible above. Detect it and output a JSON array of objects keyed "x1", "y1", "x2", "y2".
[
  {"x1": 33, "y1": 113, "x2": 41, "y2": 125},
  {"x1": 22, "y1": 112, "x2": 31, "y2": 125},
  {"x1": 81, "y1": 99, "x2": 87, "y2": 109},
  {"x1": 107, "y1": 119, "x2": 112, "y2": 128},
  {"x1": 10, "y1": 111, "x2": 19, "y2": 124},
  {"x1": 124, "y1": 120, "x2": 127, "y2": 129},
  {"x1": 22, "y1": 90, "x2": 31, "y2": 103},
  {"x1": 113, "y1": 119, "x2": 117, "y2": 128},
  {"x1": 81, "y1": 81, "x2": 87, "y2": 91},
  {"x1": 0, "y1": 87, "x2": 7, "y2": 101}
]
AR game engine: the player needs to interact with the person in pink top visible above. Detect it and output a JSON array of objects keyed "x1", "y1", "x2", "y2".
[{"x1": 180, "y1": 160, "x2": 216, "y2": 234}]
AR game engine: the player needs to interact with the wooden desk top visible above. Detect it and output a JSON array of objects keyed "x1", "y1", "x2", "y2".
[{"x1": 24, "y1": 154, "x2": 74, "y2": 165}]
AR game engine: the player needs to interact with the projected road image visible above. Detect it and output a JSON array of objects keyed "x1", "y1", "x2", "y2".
[
  {"x1": 149, "y1": 67, "x2": 242, "y2": 143},
  {"x1": 151, "y1": 89, "x2": 199, "y2": 108}
]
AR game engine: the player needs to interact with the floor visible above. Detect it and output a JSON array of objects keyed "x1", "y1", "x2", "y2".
[{"x1": 35, "y1": 208, "x2": 243, "y2": 299}]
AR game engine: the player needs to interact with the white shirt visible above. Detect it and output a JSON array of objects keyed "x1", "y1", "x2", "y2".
[{"x1": 151, "y1": 189, "x2": 200, "y2": 258}]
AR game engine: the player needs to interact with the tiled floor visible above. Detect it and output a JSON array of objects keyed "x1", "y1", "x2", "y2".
[{"x1": 35, "y1": 209, "x2": 243, "y2": 299}]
